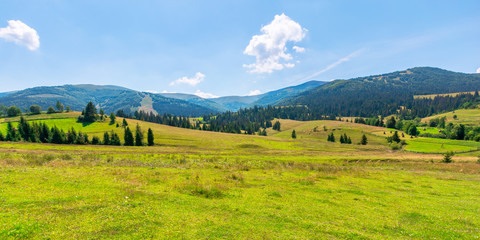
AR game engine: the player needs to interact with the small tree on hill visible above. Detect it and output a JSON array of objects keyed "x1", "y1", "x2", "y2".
[
  {"x1": 7, "y1": 106, "x2": 22, "y2": 117},
  {"x1": 29, "y1": 105, "x2": 41, "y2": 115},
  {"x1": 109, "y1": 112, "x2": 116, "y2": 125},
  {"x1": 123, "y1": 119, "x2": 128, "y2": 127},
  {"x1": 291, "y1": 130, "x2": 296, "y2": 139},
  {"x1": 273, "y1": 121, "x2": 281, "y2": 131},
  {"x1": 124, "y1": 127, "x2": 134, "y2": 146},
  {"x1": 103, "y1": 132, "x2": 111, "y2": 145},
  {"x1": 56, "y1": 100, "x2": 64, "y2": 112},
  {"x1": 47, "y1": 106, "x2": 56, "y2": 114},
  {"x1": 82, "y1": 102, "x2": 98, "y2": 122},
  {"x1": 99, "y1": 108, "x2": 105, "y2": 120},
  {"x1": 135, "y1": 124, "x2": 144, "y2": 146},
  {"x1": 386, "y1": 116, "x2": 396, "y2": 129},
  {"x1": 442, "y1": 151, "x2": 454, "y2": 163},
  {"x1": 360, "y1": 134, "x2": 368, "y2": 145},
  {"x1": 147, "y1": 128, "x2": 154, "y2": 146},
  {"x1": 66, "y1": 106, "x2": 71, "y2": 112}
]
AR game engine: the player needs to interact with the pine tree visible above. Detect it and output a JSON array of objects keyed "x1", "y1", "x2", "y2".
[
  {"x1": 103, "y1": 132, "x2": 111, "y2": 145},
  {"x1": 83, "y1": 102, "x2": 97, "y2": 122},
  {"x1": 99, "y1": 108, "x2": 105, "y2": 120},
  {"x1": 347, "y1": 137, "x2": 352, "y2": 144},
  {"x1": 391, "y1": 131, "x2": 401, "y2": 143},
  {"x1": 91, "y1": 136, "x2": 100, "y2": 145},
  {"x1": 123, "y1": 119, "x2": 128, "y2": 127},
  {"x1": 109, "y1": 112, "x2": 116, "y2": 125},
  {"x1": 111, "y1": 132, "x2": 121, "y2": 146},
  {"x1": 339, "y1": 134, "x2": 345, "y2": 143},
  {"x1": 135, "y1": 124, "x2": 144, "y2": 146},
  {"x1": 147, "y1": 128, "x2": 154, "y2": 146},
  {"x1": 124, "y1": 127, "x2": 134, "y2": 146},
  {"x1": 291, "y1": 130, "x2": 296, "y2": 139},
  {"x1": 51, "y1": 126, "x2": 64, "y2": 144},
  {"x1": 361, "y1": 134, "x2": 368, "y2": 145},
  {"x1": 6, "y1": 122, "x2": 19, "y2": 142}
]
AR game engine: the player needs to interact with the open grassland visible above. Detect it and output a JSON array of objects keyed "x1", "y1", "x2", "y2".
[
  {"x1": 414, "y1": 91, "x2": 477, "y2": 99},
  {"x1": 1, "y1": 114, "x2": 480, "y2": 239},
  {"x1": 422, "y1": 108, "x2": 480, "y2": 126}
]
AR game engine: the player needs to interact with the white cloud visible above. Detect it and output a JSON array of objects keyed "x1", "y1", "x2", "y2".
[
  {"x1": 247, "y1": 90, "x2": 262, "y2": 96},
  {"x1": 477, "y1": 67, "x2": 480, "y2": 73},
  {"x1": 161, "y1": 90, "x2": 176, "y2": 93},
  {"x1": 0, "y1": 20, "x2": 39, "y2": 50},
  {"x1": 194, "y1": 90, "x2": 218, "y2": 99},
  {"x1": 170, "y1": 72, "x2": 205, "y2": 86},
  {"x1": 293, "y1": 46, "x2": 305, "y2": 53},
  {"x1": 243, "y1": 13, "x2": 307, "y2": 73}
]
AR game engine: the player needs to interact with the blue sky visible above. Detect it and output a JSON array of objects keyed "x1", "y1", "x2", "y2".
[{"x1": 0, "y1": 0, "x2": 479, "y2": 97}]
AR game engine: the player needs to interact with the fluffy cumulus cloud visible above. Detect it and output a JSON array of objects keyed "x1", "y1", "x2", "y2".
[
  {"x1": 477, "y1": 67, "x2": 480, "y2": 73},
  {"x1": 170, "y1": 72, "x2": 205, "y2": 86},
  {"x1": 248, "y1": 90, "x2": 262, "y2": 96},
  {"x1": 194, "y1": 90, "x2": 218, "y2": 99},
  {"x1": 293, "y1": 46, "x2": 305, "y2": 53},
  {"x1": 0, "y1": 20, "x2": 39, "y2": 50},
  {"x1": 243, "y1": 14, "x2": 307, "y2": 73}
]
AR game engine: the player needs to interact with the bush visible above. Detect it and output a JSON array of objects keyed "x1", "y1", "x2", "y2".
[
  {"x1": 47, "y1": 106, "x2": 56, "y2": 114},
  {"x1": 29, "y1": 105, "x2": 41, "y2": 115},
  {"x1": 7, "y1": 106, "x2": 22, "y2": 117},
  {"x1": 389, "y1": 142, "x2": 402, "y2": 150}
]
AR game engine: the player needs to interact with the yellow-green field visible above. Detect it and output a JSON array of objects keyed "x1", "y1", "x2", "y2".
[
  {"x1": 1, "y1": 113, "x2": 480, "y2": 239},
  {"x1": 422, "y1": 108, "x2": 480, "y2": 126},
  {"x1": 414, "y1": 91, "x2": 477, "y2": 99}
]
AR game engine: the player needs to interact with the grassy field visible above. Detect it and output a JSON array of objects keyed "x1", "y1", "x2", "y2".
[
  {"x1": 1, "y1": 113, "x2": 480, "y2": 239},
  {"x1": 422, "y1": 109, "x2": 480, "y2": 126},
  {"x1": 414, "y1": 91, "x2": 477, "y2": 99}
]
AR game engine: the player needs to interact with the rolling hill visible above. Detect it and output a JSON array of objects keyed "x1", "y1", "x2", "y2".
[
  {"x1": 280, "y1": 67, "x2": 480, "y2": 117},
  {"x1": 0, "y1": 84, "x2": 216, "y2": 116},
  {"x1": 208, "y1": 80, "x2": 325, "y2": 111}
]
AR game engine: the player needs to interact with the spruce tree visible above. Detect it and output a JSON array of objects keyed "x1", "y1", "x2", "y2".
[
  {"x1": 111, "y1": 132, "x2": 121, "y2": 146},
  {"x1": 83, "y1": 101, "x2": 97, "y2": 122},
  {"x1": 291, "y1": 130, "x2": 296, "y2": 139},
  {"x1": 147, "y1": 128, "x2": 154, "y2": 146},
  {"x1": 109, "y1": 112, "x2": 116, "y2": 125},
  {"x1": 103, "y1": 132, "x2": 111, "y2": 145},
  {"x1": 124, "y1": 127, "x2": 134, "y2": 146},
  {"x1": 135, "y1": 124, "x2": 144, "y2": 146},
  {"x1": 392, "y1": 131, "x2": 401, "y2": 143},
  {"x1": 361, "y1": 134, "x2": 368, "y2": 145},
  {"x1": 339, "y1": 134, "x2": 345, "y2": 143}
]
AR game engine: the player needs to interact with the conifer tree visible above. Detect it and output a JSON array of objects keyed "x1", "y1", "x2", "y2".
[
  {"x1": 103, "y1": 132, "x2": 111, "y2": 145},
  {"x1": 83, "y1": 101, "x2": 97, "y2": 122},
  {"x1": 124, "y1": 127, "x2": 134, "y2": 146},
  {"x1": 109, "y1": 112, "x2": 116, "y2": 125},
  {"x1": 361, "y1": 134, "x2": 368, "y2": 145},
  {"x1": 339, "y1": 134, "x2": 345, "y2": 143},
  {"x1": 291, "y1": 129, "x2": 296, "y2": 139},
  {"x1": 135, "y1": 124, "x2": 144, "y2": 146},
  {"x1": 147, "y1": 128, "x2": 154, "y2": 146}
]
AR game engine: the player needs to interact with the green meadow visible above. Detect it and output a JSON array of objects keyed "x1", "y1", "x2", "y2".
[{"x1": 1, "y1": 113, "x2": 480, "y2": 239}]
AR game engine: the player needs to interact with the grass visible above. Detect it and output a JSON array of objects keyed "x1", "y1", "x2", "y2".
[
  {"x1": 422, "y1": 108, "x2": 480, "y2": 126},
  {"x1": 1, "y1": 113, "x2": 480, "y2": 238}
]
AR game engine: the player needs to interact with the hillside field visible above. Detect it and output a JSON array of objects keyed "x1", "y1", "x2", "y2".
[{"x1": 0, "y1": 113, "x2": 480, "y2": 239}]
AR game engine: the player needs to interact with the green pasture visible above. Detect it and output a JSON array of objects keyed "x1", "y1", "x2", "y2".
[{"x1": 1, "y1": 113, "x2": 480, "y2": 238}]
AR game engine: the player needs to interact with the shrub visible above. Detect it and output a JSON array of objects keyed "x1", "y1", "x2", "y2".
[{"x1": 47, "y1": 106, "x2": 56, "y2": 114}]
